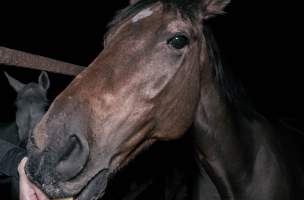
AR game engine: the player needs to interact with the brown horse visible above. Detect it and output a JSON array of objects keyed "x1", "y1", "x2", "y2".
[{"x1": 26, "y1": 0, "x2": 304, "y2": 199}]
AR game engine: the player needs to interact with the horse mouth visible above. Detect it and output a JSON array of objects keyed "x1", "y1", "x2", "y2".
[
  {"x1": 71, "y1": 169, "x2": 109, "y2": 200},
  {"x1": 50, "y1": 169, "x2": 109, "y2": 200}
]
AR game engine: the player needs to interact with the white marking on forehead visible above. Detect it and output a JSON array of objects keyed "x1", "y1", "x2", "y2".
[{"x1": 132, "y1": 8, "x2": 154, "y2": 23}]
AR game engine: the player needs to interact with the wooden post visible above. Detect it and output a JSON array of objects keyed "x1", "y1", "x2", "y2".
[{"x1": 0, "y1": 46, "x2": 85, "y2": 76}]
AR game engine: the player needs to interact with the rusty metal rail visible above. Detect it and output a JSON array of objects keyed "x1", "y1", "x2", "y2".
[{"x1": 0, "y1": 46, "x2": 85, "y2": 76}]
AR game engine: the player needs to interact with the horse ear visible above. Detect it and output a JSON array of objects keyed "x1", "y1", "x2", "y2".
[
  {"x1": 4, "y1": 71, "x2": 25, "y2": 92},
  {"x1": 129, "y1": 0, "x2": 140, "y2": 5},
  {"x1": 201, "y1": 0, "x2": 231, "y2": 19},
  {"x1": 38, "y1": 71, "x2": 50, "y2": 91}
]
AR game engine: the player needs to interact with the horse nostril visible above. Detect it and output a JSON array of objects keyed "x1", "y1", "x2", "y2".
[{"x1": 55, "y1": 135, "x2": 89, "y2": 181}]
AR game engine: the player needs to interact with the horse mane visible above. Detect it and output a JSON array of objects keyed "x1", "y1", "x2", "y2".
[{"x1": 203, "y1": 26, "x2": 254, "y2": 117}]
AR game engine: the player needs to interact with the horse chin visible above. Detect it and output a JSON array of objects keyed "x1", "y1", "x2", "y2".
[
  {"x1": 26, "y1": 161, "x2": 109, "y2": 200},
  {"x1": 72, "y1": 169, "x2": 109, "y2": 200}
]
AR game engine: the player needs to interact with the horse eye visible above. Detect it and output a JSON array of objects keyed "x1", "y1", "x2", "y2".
[{"x1": 167, "y1": 34, "x2": 189, "y2": 49}]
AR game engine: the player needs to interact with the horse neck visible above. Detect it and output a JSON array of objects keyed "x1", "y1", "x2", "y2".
[{"x1": 192, "y1": 72, "x2": 288, "y2": 199}]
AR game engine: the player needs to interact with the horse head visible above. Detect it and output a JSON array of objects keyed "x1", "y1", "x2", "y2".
[
  {"x1": 5, "y1": 71, "x2": 49, "y2": 146},
  {"x1": 26, "y1": 1, "x2": 230, "y2": 199}
]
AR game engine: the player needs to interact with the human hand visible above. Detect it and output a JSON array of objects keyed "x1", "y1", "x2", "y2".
[{"x1": 18, "y1": 157, "x2": 49, "y2": 200}]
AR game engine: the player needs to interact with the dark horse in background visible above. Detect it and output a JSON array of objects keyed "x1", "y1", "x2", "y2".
[
  {"x1": 26, "y1": 0, "x2": 304, "y2": 199},
  {"x1": 0, "y1": 71, "x2": 49, "y2": 200},
  {"x1": 0, "y1": 71, "x2": 49, "y2": 147}
]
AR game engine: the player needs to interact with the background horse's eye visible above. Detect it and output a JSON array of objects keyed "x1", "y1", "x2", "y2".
[{"x1": 167, "y1": 34, "x2": 189, "y2": 49}]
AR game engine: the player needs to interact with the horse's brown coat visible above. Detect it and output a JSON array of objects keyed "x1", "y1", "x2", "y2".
[{"x1": 26, "y1": 1, "x2": 304, "y2": 200}]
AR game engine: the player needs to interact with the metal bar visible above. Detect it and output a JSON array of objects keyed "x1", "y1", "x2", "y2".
[{"x1": 0, "y1": 46, "x2": 85, "y2": 76}]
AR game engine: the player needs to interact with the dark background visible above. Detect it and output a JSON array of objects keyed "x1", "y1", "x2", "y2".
[
  {"x1": 0, "y1": 0, "x2": 303, "y2": 199},
  {"x1": 0, "y1": 1, "x2": 303, "y2": 123}
]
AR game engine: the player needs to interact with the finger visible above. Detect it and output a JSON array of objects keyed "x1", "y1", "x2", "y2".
[
  {"x1": 34, "y1": 185, "x2": 50, "y2": 200},
  {"x1": 19, "y1": 177, "x2": 38, "y2": 200},
  {"x1": 18, "y1": 157, "x2": 28, "y2": 173}
]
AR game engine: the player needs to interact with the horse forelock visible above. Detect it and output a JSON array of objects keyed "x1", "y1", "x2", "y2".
[
  {"x1": 15, "y1": 83, "x2": 48, "y2": 108},
  {"x1": 105, "y1": 0, "x2": 201, "y2": 40}
]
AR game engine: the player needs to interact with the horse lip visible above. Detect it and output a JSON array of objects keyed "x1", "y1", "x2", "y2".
[
  {"x1": 74, "y1": 169, "x2": 109, "y2": 200},
  {"x1": 25, "y1": 158, "x2": 109, "y2": 200}
]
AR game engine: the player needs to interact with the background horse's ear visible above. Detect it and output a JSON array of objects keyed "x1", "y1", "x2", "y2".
[
  {"x1": 129, "y1": 0, "x2": 141, "y2": 5},
  {"x1": 38, "y1": 71, "x2": 50, "y2": 91},
  {"x1": 201, "y1": 0, "x2": 231, "y2": 20},
  {"x1": 4, "y1": 71, "x2": 25, "y2": 92}
]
